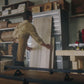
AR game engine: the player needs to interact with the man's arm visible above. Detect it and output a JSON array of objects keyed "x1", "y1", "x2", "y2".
[{"x1": 29, "y1": 25, "x2": 52, "y2": 49}]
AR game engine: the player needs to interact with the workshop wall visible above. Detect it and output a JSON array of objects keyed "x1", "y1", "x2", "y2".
[
  {"x1": 66, "y1": 0, "x2": 84, "y2": 44},
  {"x1": 0, "y1": 0, "x2": 4, "y2": 10},
  {"x1": 0, "y1": 0, "x2": 83, "y2": 45}
]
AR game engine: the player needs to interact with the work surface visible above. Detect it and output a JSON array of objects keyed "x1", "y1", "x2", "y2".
[
  {"x1": 0, "y1": 70, "x2": 84, "y2": 84},
  {"x1": 56, "y1": 50, "x2": 84, "y2": 56}
]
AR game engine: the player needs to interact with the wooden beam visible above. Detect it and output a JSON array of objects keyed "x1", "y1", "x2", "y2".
[{"x1": 56, "y1": 50, "x2": 84, "y2": 56}]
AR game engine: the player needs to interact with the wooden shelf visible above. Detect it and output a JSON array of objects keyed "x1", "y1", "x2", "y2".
[
  {"x1": 71, "y1": 14, "x2": 84, "y2": 18},
  {"x1": 1, "y1": 55, "x2": 13, "y2": 58},
  {"x1": 0, "y1": 12, "x2": 25, "y2": 19},
  {"x1": 69, "y1": 43, "x2": 84, "y2": 47},
  {"x1": 2, "y1": 55, "x2": 12, "y2": 57},
  {"x1": 1, "y1": 55, "x2": 26, "y2": 58},
  {"x1": 2, "y1": 1, "x2": 33, "y2": 8},
  {"x1": 0, "y1": 42, "x2": 13, "y2": 44},
  {"x1": 0, "y1": 27, "x2": 15, "y2": 31}
]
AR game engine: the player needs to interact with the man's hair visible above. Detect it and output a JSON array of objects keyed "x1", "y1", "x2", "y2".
[{"x1": 23, "y1": 11, "x2": 32, "y2": 20}]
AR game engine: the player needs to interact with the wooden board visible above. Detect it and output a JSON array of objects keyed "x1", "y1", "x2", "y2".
[
  {"x1": 56, "y1": 50, "x2": 84, "y2": 56},
  {"x1": 72, "y1": 61, "x2": 78, "y2": 70},
  {"x1": 29, "y1": 16, "x2": 52, "y2": 68}
]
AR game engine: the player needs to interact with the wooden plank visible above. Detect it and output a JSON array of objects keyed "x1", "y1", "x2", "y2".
[
  {"x1": 72, "y1": 61, "x2": 78, "y2": 70},
  {"x1": 29, "y1": 16, "x2": 52, "y2": 68},
  {"x1": 70, "y1": 56, "x2": 76, "y2": 61},
  {"x1": 56, "y1": 50, "x2": 84, "y2": 56},
  {"x1": 78, "y1": 59, "x2": 83, "y2": 69},
  {"x1": 50, "y1": 37, "x2": 55, "y2": 69}
]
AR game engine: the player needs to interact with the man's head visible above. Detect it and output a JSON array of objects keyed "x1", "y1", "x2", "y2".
[{"x1": 23, "y1": 11, "x2": 32, "y2": 20}]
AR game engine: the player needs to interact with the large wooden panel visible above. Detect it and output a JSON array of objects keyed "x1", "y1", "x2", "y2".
[{"x1": 29, "y1": 16, "x2": 52, "y2": 68}]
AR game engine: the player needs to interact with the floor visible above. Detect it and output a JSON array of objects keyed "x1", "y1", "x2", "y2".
[{"x1": 0, "y1": 70, "x2": 84, "y2": 84}]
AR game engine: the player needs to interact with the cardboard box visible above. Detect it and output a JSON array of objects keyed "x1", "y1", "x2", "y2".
[
  {"x1": 1, "y1": 31, "x2": 14, "y2": 42},
  {"x1": 0, "y1": 21, "x2": 8, "y2": 28},
  {"x1": 2, "y1": 10, "x2": 11, "y2": 16},
  {"x1": 44, "y1": 2, "x2": 52, "y2": 11},
  {"x1": 8, "y1": 23, "x2": 19, "y2": 28},
  {"x1": 8, "y1": 44, "x2": 12, "y2": 55},
  {"x1": 11, "y1": 9, "x2": 18, "y2": 14},
  {"x1": 0, "y1": 60, "x2": 13, "y2": 72},
  {"x1": 53, "y1": 1, "x2": 60, "y2": 10},
  {"x1": 32, "y1": 6, "x2": 40, "y2": 13}
]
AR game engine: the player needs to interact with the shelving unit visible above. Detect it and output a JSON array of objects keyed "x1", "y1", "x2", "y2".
[
  {"x1": 0, "y1": 27, "x2": 15, "y2": 31},
  {"x1": 0, "y1": 12, "x2": 25, "y2": 19},
  {"x1": 0, "y1": 42, "x2": 13, "y2": 44},
  {"x1": 0, "y1": 1, "x2": 34, "y2": 61},
  {"x1": 71, "y1": 14, "x2": 84, "y2": 18}
]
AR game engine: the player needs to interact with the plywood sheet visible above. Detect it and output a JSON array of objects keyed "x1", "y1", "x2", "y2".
[{"x1": 29, "y1": 16, "x2": 52, "y2": 68}]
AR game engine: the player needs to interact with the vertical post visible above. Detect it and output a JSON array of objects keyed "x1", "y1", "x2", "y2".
[
  {"x1": 5, "y1": 0, "x2": 8, "y2": 5},
  {"x1": 59, "y1": 0, "x2": 64, "y2": 9}
]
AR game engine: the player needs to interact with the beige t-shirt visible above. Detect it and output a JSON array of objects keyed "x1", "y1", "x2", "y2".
[{"x1": 13, "y1": 20, "x2": 44, "y2": 45}]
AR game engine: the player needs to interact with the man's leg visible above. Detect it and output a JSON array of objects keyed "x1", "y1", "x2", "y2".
[
  {"x1": 12, "y1": 43, "x2": 18, "y2": 65},
  {"x1": 16, "y1": 35, "x2": 28, "y2": 66}
]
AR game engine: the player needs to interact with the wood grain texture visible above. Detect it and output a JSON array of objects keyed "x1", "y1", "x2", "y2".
[
  {"x1": 1, "y1": 70, "x2": 84, "y2": 83},
  {"x1": 29, "y1": 16, "x2": 52, "y2": 68}
]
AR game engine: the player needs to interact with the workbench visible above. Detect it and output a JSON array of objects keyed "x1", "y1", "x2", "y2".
[
  {"x1": 0, "y1": 50, "x2": 84, "y2": 84},
  {"x1": 56, "y1": 50, "x2": 84, "y2": 69},
  {"x1": 56, "y1": 50, "x2": 84, "y2": 56}
]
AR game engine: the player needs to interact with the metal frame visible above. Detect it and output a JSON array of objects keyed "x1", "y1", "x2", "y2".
[
  {"x1": 5, "y1": 65, "x2": 84, "y2": 73},
  {"x1": 0, "y1": 73, "x2": 81, "y2": 84}
]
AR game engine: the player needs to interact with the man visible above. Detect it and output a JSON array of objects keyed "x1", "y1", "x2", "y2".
[{"x1": 12, "y1": 18, "x2": 51, "y2": 66}]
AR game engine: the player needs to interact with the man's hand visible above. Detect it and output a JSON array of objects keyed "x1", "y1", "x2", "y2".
[
  {"x1": 41, "y1": 43, "x2": 52, "y2": 49},
  {"x1": 26, "y1": 46, "x2": 33, "y2": 51},
  {"x1": 13, "y1": 38, "x2": 18, "y2": 43}
]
